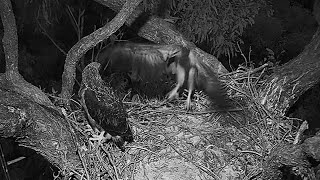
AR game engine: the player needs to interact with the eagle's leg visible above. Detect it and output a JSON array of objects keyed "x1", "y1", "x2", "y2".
[
  {"x1": 166, "y1": 63, "x2": 185, "y2": 101},
  {"x1": 186, "y1": 67, "x2": 196, "y2": 110}
]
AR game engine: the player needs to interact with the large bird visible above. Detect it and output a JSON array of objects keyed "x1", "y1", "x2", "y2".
[
  {"x1": 97, "y1": 42, "x2": 228, "y2": 110},
  {"x1": 97, "y1": 43, "x2": 181, "y2": 82},
  {"x1": 79, "y1": 62, "x2": 133, "y2": 151}
]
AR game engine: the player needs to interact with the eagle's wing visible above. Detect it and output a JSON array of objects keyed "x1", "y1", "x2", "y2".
[{"x1": 97, "y1": 43, "x2": 182, "y2": 82}]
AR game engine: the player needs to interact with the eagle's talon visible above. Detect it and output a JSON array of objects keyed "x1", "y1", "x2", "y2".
[
  {"x1": 89, "y1": 131, "x2": 108, "y2": 145},
  {"x1": 166, "y1": 91, "x2": 179, "y2": 101},
  {"x1": 185, "y1": 100, "x2": 192, "y2": 111}
]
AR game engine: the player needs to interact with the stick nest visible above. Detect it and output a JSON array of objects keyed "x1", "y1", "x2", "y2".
[{"x1": 62, "y1": 64, "x2": 302, "y2": 180}]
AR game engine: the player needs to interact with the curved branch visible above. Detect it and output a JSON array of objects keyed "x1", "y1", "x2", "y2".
[{"x1": 60, "y1": 0, "x2": 142, "y2": 105}]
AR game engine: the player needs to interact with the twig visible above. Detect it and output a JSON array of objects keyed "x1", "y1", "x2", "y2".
[
  {"x1": 96, "y1": 149, "x2": 112, "y2": 179},
  {"x1": 141, "y1": 108, "x2": 243, "y2": 115},
  {"x1": 126, "y1": 145, "x2": 158, "y2": 154},
  {"x1": 220, "y1": 63, "x2": 269, "y2": 78},
  {"x1": 0, "y1": 142, "x2": 10, "y2": 180},
  {"x1": 78, "y1": 149, "x2": 90, "y2": 180},
  {"x1": 165, "y1": 137, "x2": 220, "y2": 180},
  {"x1": 239, "y1": 150, "x2": 263, "y2": 157},
  {"x1": 45, "y1": 93, "x2": 82, "y2": 108},
  {"x1": 6, "y1": 156, "x2": 26, "y2": 166},
  {"x1": 293, "y1": 121, "x2": 309, "y2": 145},
  {"x1": 36, "y1": 15, "x2": 67, "y2": 55},
  {"x1": 237, "y1": 42, "x2": 248, "y2": 66},
  {"x1": 101, "y1": 146, "x2": 120, "y2": 180}
]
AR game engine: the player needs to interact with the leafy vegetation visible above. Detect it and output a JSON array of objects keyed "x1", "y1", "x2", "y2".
[{"x1": 166, "y1": 0, "x2": 268, "y2": 57}]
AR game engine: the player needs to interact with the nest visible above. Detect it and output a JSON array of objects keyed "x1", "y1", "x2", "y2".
[{"x1": 63, "y1": 63, "x2": 302, "y2": 180}]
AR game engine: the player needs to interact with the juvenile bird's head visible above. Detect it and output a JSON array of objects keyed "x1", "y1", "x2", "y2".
[{"x1": 81, "y1": 62, "x2": 104, "y2": 91}]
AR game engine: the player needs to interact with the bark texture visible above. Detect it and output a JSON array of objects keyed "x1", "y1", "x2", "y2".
[
  {"x1": 258, "y1": 2, "x2": 320, "y2": 116},
  {"x1": 0, "y1": 0, "x2": 54, "y2": 108},
  {"x1": 0, "y1": 0, "x2": 82, "y2": 176},
  {"x1": 0, "y1": 87, "x2": 80, "y2": 173}
]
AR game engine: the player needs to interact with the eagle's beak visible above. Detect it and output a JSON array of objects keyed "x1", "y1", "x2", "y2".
[{"x1": 169, "y1": 50, "x2": 181, "y2": 58}]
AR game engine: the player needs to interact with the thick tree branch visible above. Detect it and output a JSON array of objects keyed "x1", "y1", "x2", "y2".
[
  {"x1": 60, "y1": 0, "x2": 142, "y2": 105},
  {"x1": 258, "y1": 3, "x2": 320, "y2": 116},
  {"x1": 0, "y1": 0, "x2": 54, "y2": 108},
  {"x1": 0, "y1": 87, "x2": 81, "y2": 174},
  {"x1": 0, "y1": 0, "x2": 84, "y2": 176},
  {"x1": 0, "y1": 0, "x2": 18, "y2": 73},
  {"x1": 94, "y1": 0, "x2": 228, "y2": 74}
]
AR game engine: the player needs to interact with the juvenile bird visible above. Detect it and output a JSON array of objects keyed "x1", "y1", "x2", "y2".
[{"x1": 79, "y1": 62, "x2": 133, "y2": 151}]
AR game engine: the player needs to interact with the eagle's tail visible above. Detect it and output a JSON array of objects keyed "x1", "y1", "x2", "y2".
[{"x1": 196, "y1": 62, "x2": 228, "y2": 109}]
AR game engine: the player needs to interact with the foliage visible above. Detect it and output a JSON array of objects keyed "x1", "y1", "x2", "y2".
[
  {"x1": 142, "y1": 0, "x2": 174, "y2": 16},
  {"x1": 169, "y1": 0, "x2": 268, "y2": 57}
]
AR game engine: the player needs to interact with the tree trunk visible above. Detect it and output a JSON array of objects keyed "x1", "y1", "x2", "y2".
[
  {"x1": 257, "y1": 2, "x2": 320, "y2": 178},
  {"x1": 0, "y1": 0, "x2": 54, "y2": 109},
  {"x1": 258, "y1": 2, "x2": 320, "y2": 116},
  {"x1": 0, "y1": 87, "x2": 80, "y2": 172},
  {"x1": 0, "y1": 0, "x2": 82, "y2": 175}
]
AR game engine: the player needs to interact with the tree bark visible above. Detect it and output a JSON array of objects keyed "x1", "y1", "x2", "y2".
[
  {"x1": 0, "y1": 0, "x2": 54, "y2": 109},
  {"x1": 0, "y1": 0, "x2": 82, "y2": 175},
  {"x1": 0, "y1": 88, "x2": 80, "y2": 172},
  {"x1": 257, "y1": 2, "x2": 320, "y2": 178},
  {"x1": 258, "y1": 2, "x2": 320, "y2": 116},
  {"x1": 60, "y1": 0, "x2": 142, "y2": 105}
]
